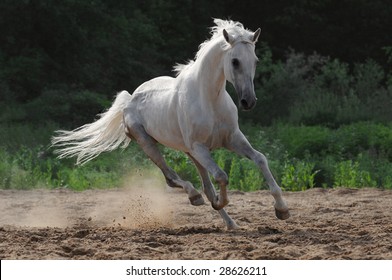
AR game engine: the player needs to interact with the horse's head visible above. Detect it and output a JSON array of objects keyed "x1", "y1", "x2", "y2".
[{"x1": 223, "y1": 28, "x2": 261, "y2": 111}]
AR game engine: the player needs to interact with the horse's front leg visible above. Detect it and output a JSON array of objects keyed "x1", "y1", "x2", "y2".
[
  {"x1": 189, "y1": 143, "x2": 229, "y2": 210},
  {"x1": 227, "y1": 131, "x2": 290, "y2": 220}
]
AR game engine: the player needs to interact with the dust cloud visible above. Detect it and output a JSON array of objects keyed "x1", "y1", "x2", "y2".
[
  {"x1": 89, "y1": 171, "x2": 175, "y2": 229},
  {"x1": 0, "y1": 170, "x2": 176, "y2": 229}
]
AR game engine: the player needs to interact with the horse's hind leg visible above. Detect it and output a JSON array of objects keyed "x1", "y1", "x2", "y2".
[
  {"x1": 188, "y1": 154, "x2": 238, "y2": 230},
  {"x1": 188, "y1": 144, "x2": 229, "y2": 210},
  {"x1": 126, "y1": 123, "x2": 204, "y2": 206}
]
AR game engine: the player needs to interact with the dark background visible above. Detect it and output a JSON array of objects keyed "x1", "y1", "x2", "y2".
[{"x1": 1, "y1": 0, "x2": 391, "y2": 127}]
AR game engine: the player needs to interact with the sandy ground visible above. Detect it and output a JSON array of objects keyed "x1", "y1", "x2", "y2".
[{"x1": 0, "y1": 177, "x2": 391, "y2": 260}]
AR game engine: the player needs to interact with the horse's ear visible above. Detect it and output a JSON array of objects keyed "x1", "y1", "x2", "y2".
[
  {"x1": 252, "y1": 28, "x2": 261, "y2": 43},
  {"x1": 223, "y1": 29, "x2": 234, "y2": 44}
]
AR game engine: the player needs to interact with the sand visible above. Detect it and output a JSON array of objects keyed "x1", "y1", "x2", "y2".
[{"x1": 0, "y1": 182, "x2": 391, "y2": 260}]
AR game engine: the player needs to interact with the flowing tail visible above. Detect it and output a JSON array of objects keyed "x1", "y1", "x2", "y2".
[{"x1": 52, "y1": 90, "x2": 132, "y2": 165}]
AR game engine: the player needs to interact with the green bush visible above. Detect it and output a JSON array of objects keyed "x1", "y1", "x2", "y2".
[
  {"x1": 0, "y1": 123, "x2": 58, "y2": 152},
  {"x1": 281, "y1": 160, "x2": 319, "y2": 191},
  {"x1": 274, "y1": 124, "x2": 330, "y2": 158},
  {"x1": 0, "y1": 148, "x2": 13, "y2": 188},
  {"x1": 0, "y1": 146, "x2": 50, "y2": 189},
  {"x1": 228, "y1": 157, "x2": 264, "y2": 191},
  {"x1": 249, "y1": 47, "x2": 392, "y2": 127},
  {"x1": 333, "y1": 159, "x2": 377, "y2": 188},
  {"x1": 331, "y1": 122, "x2": 392, "y2": 160},
  {"x1": 165, "y1": 148, "x2": 199, "y2": 186}
]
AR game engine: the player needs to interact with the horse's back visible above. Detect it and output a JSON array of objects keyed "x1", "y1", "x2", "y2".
[
  {"x1": 128, "y1": 76, "x2": 178, "y2": 108},
  {"x1": 134, "y1": 76, "x2": 175, "y2": 93}
]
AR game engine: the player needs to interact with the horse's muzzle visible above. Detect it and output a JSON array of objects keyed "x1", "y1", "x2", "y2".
[
  {"x1": 235, "y1": 83, "x2": 257, "y2": 111},
  {"x1": 239, "y1": 93, "x2": 257, "y2": 111}
]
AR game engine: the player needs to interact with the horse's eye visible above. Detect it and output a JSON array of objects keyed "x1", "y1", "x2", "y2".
[{"x1": 232, "y1": 58, "x2": 240, "y2": 68}]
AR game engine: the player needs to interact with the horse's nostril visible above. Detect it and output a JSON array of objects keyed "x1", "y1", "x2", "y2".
[{"x1": 240, "y1": 99, "x2": 248, "y2": 108}]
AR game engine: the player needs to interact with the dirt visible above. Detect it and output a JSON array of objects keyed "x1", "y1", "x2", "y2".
[{"x1": 1, "y1": 178, "x2": 391, "y2": 260}]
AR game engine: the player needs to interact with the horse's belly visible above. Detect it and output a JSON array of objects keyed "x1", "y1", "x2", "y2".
[
  {"x1": 146, "y1": 124, "x2": 187, "y2": 150},
  {"x1": 142, "y1": 108, "x2": 188, "y2": 151}
]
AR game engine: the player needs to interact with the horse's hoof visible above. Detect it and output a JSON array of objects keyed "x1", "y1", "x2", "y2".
[
  {"x1": 189, "y1": 193, "x2": 205, "y2": 206},
  {"x1": 226, "y1": 221, "x2": 240, "y2": 230},
  {"x1": 275, "y1": 208, "x2": 290, "y2": 220}
]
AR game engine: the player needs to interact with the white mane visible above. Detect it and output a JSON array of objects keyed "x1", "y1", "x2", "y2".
[{"x1": 173, "y1": 19, "x2": 255, "y2": 76}]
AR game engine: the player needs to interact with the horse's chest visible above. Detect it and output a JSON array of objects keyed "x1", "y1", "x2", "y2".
[
  {"x1": 212, "y1": 123, "x2": 234, "y2": 148},
  {"x1": 190, "y1": 121, "x2": 233, "y2": 149},
  {"x1": 181, "y1": 96, "x2": 237, "y2": 150}
]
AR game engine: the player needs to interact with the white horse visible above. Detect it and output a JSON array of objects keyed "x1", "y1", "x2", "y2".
[{"x1": 52, "y1": 19, "x2": 290, "y2": 229}]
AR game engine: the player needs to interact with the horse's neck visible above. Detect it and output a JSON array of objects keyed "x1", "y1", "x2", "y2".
[{"x1": 194, "y1": 42, "x2": 226, "y2": 99}]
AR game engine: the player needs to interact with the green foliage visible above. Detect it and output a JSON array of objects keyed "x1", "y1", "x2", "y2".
[
  {"x1": 227, "y1": 157, "x2": 264, "y2": 191},
  {"x1": 0, "y1": 122, "x2": 58, "y2": 152},
  {"x1": 0, "y1": 0, "x2": 168, "y2": 101},
  {"x1": 333, "y1": 159, "x2": 377, "y2": 188},
  {"x1": 266, "y1": 122, "x2": 392, "y2": 190},
  {"x1": 0, "y1": 123, "x2": 153, "y2": 190},
  {"x1": 248, "y1": 47, "x2": 392, "y2": 127},
  {"x1": 281, "y1": 160, "x2": 319, "y2": 191},
  {"x1": 228, "y1": 157, "x2": 242, "y2": 190},
  {"x1": 164, "y1": 148, "x2": 199, "y2": 186},
  {"x1": 240, "y1": 162, "x2": 264, "y2": 192},
  {"x1": 0, "y1": 146, "x2": 52, "y2": 189},
  {"x1": 273, "y1": 124, "x2": 330, "y2": 158},
  {"x1": 0, "y1": 147, "x2": 13, "y2": 189},
  {"x1": 3, "y1": 121, "x2": 392, "y2": 191}
]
